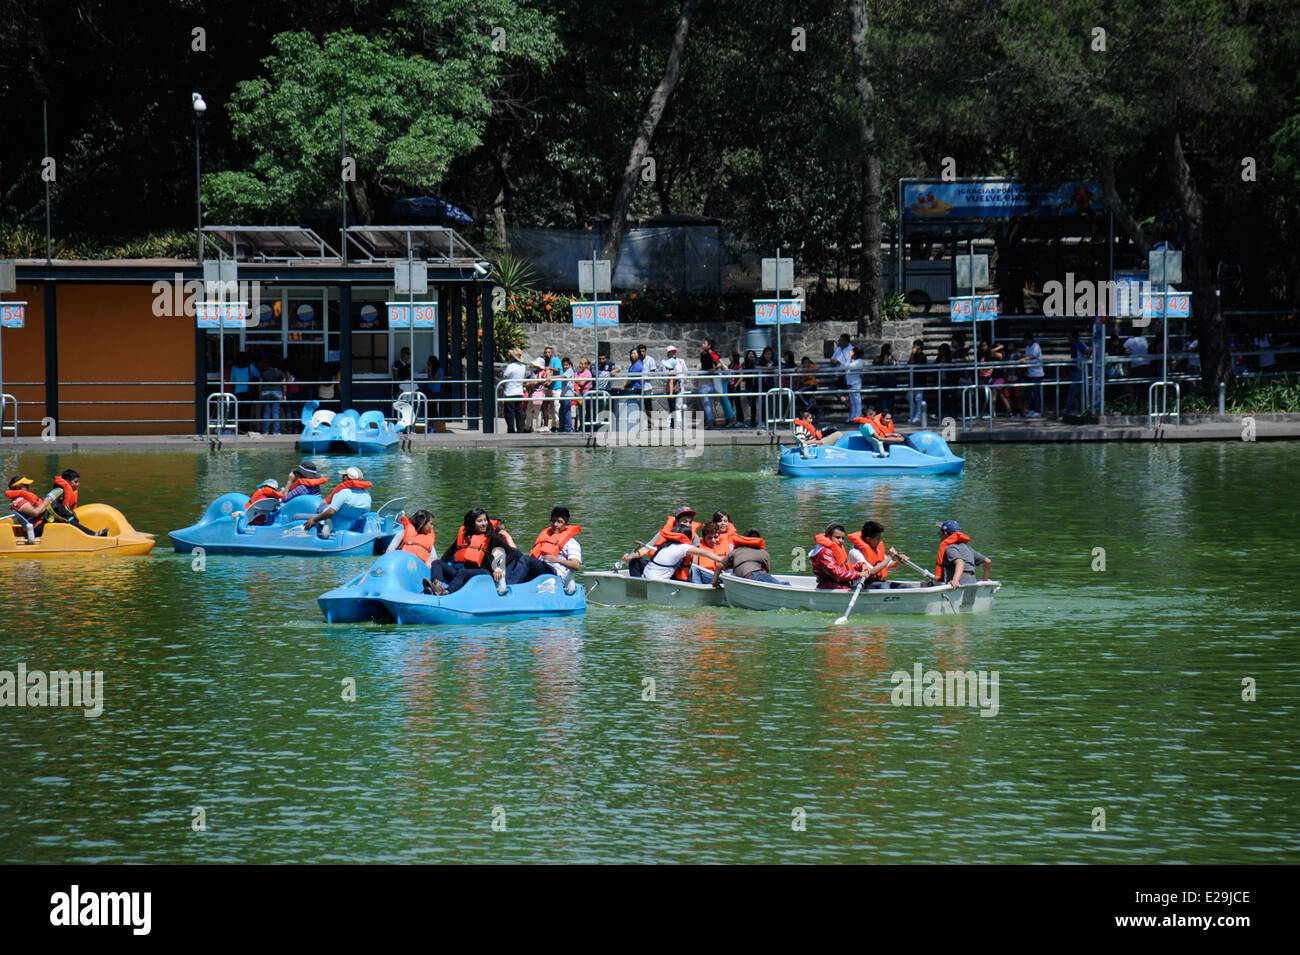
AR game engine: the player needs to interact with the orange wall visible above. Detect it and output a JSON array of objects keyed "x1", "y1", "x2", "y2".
[{"x1": 5, "y1": 283, "x2": 197, "y2": 436}]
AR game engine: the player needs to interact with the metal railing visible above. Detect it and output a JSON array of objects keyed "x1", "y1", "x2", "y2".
[
  {"x1": 1148, "y1": 380, "x2": 1181, "y2": 426},
  {"x1": 961, "y1": 385, "x2": 995, "y2": 432},
  {"x1": 396, "y1": 391, "x2": 429, "y2": 434},
  {"x1": 207, "y1": 392, "x2": 238, "y2": 435},
  {"x1": 1, "y1": 393, "x2": 16, "y2": 441}
]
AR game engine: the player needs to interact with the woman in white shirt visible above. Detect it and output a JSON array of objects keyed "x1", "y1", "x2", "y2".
[{"x1": 500, "y1": 349, "x2": 528, "y2": 433}]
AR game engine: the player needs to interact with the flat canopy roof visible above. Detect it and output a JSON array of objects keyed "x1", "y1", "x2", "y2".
[
  {"x1": 345, "y1": 226, "x2": 485, "y2": 265},
  {"x1": 202, "y1": 226, "x2": 340, "y2": 261}
]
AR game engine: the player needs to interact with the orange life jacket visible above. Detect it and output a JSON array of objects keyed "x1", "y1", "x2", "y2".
[
  {"x1": 935, "y1": 531, "x2": 972, "y2": 580},
  {"x1": 692, "y1": 536, "x2": 732, "y2": 573},
  {"x1": 248, "y1": 486, "x2": 284, "y2": 506},
  {"x1": 325, "y1": 479, "x2": 373, "y2": 504},
  {"x1": 5, "y1": 488, "x2": 45, "y2": 527},
  {"x1": 849, "y1": 532, "x2": 888, "y2": 580},
  {"x1": 399, "y1": 515, "x2": 437, "y2": 563},
  {"x1": 730, "y1": 533, "x2": 766, "y2": 550},
  {"x1": 872, "y1": 413, "x2": 894, "y2": 435},
  {"x1": 813, "y1": 533, "x2": 850, "y2": 569},
  {"x1": 794, "y1": 418, "x2": 822, "y2": 440},
  {"x1": 652, "y1": 516, "x2": 699, "y2": 580},
  {"x1": 285, "y1": 475, "x2": 328, "y2": 496},
  {"x1": 53, "y1": 475, "x2": 78, "y2": 509},
  {"x1": 530, "y1": 524, "x2": 581, "y2": 559},
  {"x1": 454, "y1": 519, "x2": 503, "y2": 567}
]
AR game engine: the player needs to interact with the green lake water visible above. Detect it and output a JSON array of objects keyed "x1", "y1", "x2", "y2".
[{"x1": 0, "y1": 440, "x2": 1296, "y2": 863}]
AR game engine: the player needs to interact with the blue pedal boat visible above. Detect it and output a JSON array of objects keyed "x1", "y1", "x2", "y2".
[
  {"x1": 298, "y1": 404, "x2": 403, "y2": 454},
  {"x1": 168, "y1": 492, "x2": 403, "y2": 556},
  {"x1": 318, "y1": 550, "x2": 587, "y2": 625},
  {"x1": 779, "y1": 429, "x2": 965, "y2": 477}
]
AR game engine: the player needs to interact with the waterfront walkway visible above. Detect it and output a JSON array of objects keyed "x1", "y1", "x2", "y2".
[{"x1": 7, "y1": 414, "x2": 1298, "y2": 452}]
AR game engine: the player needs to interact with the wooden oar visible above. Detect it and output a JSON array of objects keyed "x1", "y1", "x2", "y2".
[{"x1": 834, "y1": 576, "x2": 867, "y2": 625}]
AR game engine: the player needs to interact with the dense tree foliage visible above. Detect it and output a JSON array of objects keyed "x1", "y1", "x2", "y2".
[{"x1": 2, "y1": 0, "x2": 1298, "y2": 386}]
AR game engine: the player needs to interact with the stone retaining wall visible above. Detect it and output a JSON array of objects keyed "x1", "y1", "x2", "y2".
[{"x1": 514, "y1": 320, "x2": 925, "y2": 367}]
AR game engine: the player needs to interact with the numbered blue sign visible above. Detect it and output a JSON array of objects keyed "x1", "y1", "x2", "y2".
[
  {"x1": 754, "y1": 299, "x2": 803, "y2": 325},
  {"x1": 572, "y1": 301, "x2": 620, "y2": 327},
  {"x1": 0, "y1": 302, "x2": 25, "y2": 328},
  {"x1": 195, "y1": 302, "x2": 248, "y2": 329},
  {"x1": 387, "y1": 302, "x2": 438, "y2": 329},
  {"x1": 949, "y1": 294, "x2": 998, "y2": 322},
  {"x1": 1163, "y1": 292, "x2": 1191, "y2": 318}
]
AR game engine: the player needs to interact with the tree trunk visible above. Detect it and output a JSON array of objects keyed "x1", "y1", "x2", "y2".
[
  {"x1": 491, "y1": 150, "x2": 511, "y2": 253},
  {"x1": 849, "y1": 0, "x2": 883, "y2": 337},
  {"x1": 1162, "y1": 128, "x2": 1231, "y2": 392},
  {"x1": 347, "y1": 178, "x2": 373, "y2": 225},
  {"x1": 600, "y1": 0, "x2": 699, "y2": 269}
]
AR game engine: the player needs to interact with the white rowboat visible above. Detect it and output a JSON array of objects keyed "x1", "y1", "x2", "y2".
[
  {"x1": 583, "y1": 568, "x2": 728, "y2": 608},
  {"x1": 719, "y1": 573, "x2": 1000, "y2": 616}
]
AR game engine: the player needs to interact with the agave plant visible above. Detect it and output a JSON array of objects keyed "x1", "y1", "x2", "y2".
[{"x1": 490, "y1": 253, "x2": 538, "y2": 299}]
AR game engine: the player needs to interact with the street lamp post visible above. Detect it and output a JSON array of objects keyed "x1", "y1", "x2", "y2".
[
  {"x1": 192, "y1": 93, "x2": 207, "y2": 435},
  {"x1": 193, "y1": 93, "x2": 206, "y2": 265}
]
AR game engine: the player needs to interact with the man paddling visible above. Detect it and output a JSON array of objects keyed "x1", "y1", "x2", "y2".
[
  {"x1": 712, "y1": 527, "x2": 788, "y2": 586},
  {"x1": 302, "y1": 467, "x2": 373, "y2": 533},
  {"x1": 43, "y1": 469, "x2": 108, "y2": 536},
  {"x1": 848, "y1": 520, "x2": 906, "y2": 584},
  {"x1": 934, "y1": 520, "x2": 993, "y2": 587}
]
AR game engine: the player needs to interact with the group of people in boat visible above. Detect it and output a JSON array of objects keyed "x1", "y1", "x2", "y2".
[
  {"x1": 241, "y1": 461, "x2": 376, "y2": 532},
  {"x1": 397, "y1": 505, "x2": 582, "y2": 598},
  {"x1": 792, "y1": 407, "x2": 909, "y2": 457},
  {"x1": 620, "y1": 506, "x2": 992, "y2": 591},
  {"x1": 5, "y1": 469, "x2": 110, "y2": 542}
]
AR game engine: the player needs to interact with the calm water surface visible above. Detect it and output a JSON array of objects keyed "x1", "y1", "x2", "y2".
[{"x1": 0, "y1": 440, "x2": 1296, "y2": 863}]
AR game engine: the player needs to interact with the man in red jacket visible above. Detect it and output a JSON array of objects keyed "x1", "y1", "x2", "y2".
[{"x1": 810, "y1": 523, "x2": 867, "y2": 590}]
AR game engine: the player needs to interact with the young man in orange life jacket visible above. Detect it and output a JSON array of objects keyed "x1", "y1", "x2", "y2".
[
  {"x1": 810, "y1": 522, "x2": 867, "y2": 590},
  {"x1": 847, "y1": 520, "x2": 907, "y2": 586},
  {"x1": 42, "y1": 469, "x2": 108, "y2": 536},
  {"x1": 934, "y1": 519, "x2": 993, "y2": 587},
  {"x1": 528, "y1": 506, "x2": 582, "y2": 594},
  {"x1": 6, "y1": 476, "x2": 47, "y2": 543}
]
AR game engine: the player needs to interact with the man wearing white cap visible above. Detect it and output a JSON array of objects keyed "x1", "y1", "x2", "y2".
[
  {"x1": 662, "y1": 344, "x2": 687, "y2": 428},
  {"x1": 303, "y1": 466, "x2": 373, "y2": 532}
]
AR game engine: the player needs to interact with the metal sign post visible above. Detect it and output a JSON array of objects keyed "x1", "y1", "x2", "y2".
[
  {"x1": 762, "y1": 252, "x2": 794, "y2": 390},
  {"x1": 579, "y1": 258, "x2": 613, "y2": 376},
  {"x1": 395, "y1": 259, "x2": 428, "y2": 396},
  {"x1": 201, "y1": 260, "x2": 242, "y2": 433}
]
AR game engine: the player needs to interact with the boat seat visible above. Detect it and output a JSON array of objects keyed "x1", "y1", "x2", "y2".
[
  {"x1": 330, "y1": 504, "x2": 370, "y2": 533},
  {"x1": 358, "y1": 410, "x2": 386, "y2": 433},
  {"x1": 308, "y1": 408, "x2": 336, "y2": 430},
  {"x1": 274, "y1": 495, "x2": 323, "y2": 525}
]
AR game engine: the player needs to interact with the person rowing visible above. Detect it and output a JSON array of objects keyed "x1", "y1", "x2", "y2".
[
  {"x1": 302, "y1": 466, "x2": 373, "y2": 533},
  {"x1": 623, "y1": 520, "x2": 731, "y2": 583},
  {"x1": 810, "y1": 522, "x2": 867, "y2": 590},
  {"x1": 934, "y1": 519, "x2": 993, "y2": 588},
  {"x1": 847, "y1": 520, "x2": 905, "y2": 584}
]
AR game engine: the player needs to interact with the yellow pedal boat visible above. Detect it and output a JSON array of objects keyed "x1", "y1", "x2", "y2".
[{"x1": 1, "y1": 503, "x2": 155, "y2": 557}]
